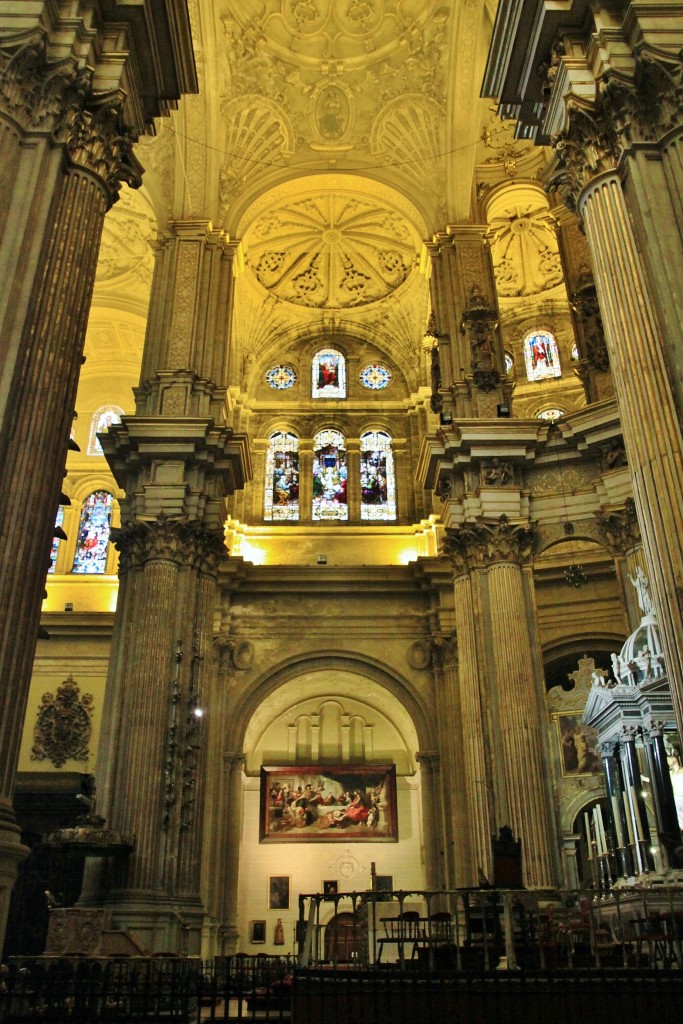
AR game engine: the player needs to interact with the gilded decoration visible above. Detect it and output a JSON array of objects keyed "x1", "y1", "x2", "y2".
[
  {"x1": 244, "y1": 192, "x2": 418, "y2": 308},
  {"x1": 31, "y1": 677, "x2": 93, "y2": 768}
]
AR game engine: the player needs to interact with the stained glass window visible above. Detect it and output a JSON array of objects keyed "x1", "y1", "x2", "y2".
[
  {"x1": 266, "y1": 365, "x2": 298, "y2": 390},
  {"x1": 72, "y1": 491, "x2": 113, "y2": 573},
  {"x1": 312, "y1": 429, "x2": 348, "y2": 521},
  {"x1": 505, "y1": 352, "x2": 514, "y2": 375},
  {"x1": 48, "y1": 506, "x2": 65, "y2": 574},
  {"x1": 360, "y1": 431, "x2": 396, "y2": 521},
  {"x1": 360, "y1": 364, "x2": 392, "y2": 390},
  {"x1": 264, "y1": 432, "x2": 300, "y2": 521},
  {"x1": 523, "y1": 330, "x2": 562, "y2": 381},
  {"x1": 537, "y1": 408, "x2": 566, "y2": 421},
  {"x1": 571, "y1": 342, "x2": 580, "y2": 361},
  {"x1": 88, "y1": 405, "x2": 124, "y2": 455},
  {"x1": 312, "y1": 349, "x2": 346, "y2": 399}
]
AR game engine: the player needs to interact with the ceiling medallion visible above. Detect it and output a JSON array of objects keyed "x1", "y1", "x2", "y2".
[{"x1": 246, "y1": 192, "x2": 417, "y2": 309}]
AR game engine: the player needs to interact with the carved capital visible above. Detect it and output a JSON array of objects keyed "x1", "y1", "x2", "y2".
[
  {"x1": 444, "y1": 515, "x2": 536, "y2": 571},
  {"x1": 0, "y1": 34, "x2": 141, "y2": 201},
  {"x1": 595, "y1": 498, "x2": 640, "y2": 555},
  {"x1": 428, "y1": 632, "x2": 457, "y2": 670},
  {"x1": 548, "y1": 103, "x2": 621, "y2": 210},
  {"x1": 114, "y1": 515, "x2": 225, "y2": 575}
]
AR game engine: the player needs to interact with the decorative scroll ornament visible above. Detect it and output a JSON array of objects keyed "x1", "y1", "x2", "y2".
[
  {"x1": 113, "y1": 515, "x2": 226, "y2": 575},
  {"x1": 460, "y1": 285, "x2": 501, "y2": 392},
  {"x1": 443, "y1": 515, "x2": 536, "y2": 572},
  {"x1": 595, "y1": 498, "x2": 640, "y2": 556},
  {"x1": 31, "y1": 677, "x2": 93, "y2": 768}
]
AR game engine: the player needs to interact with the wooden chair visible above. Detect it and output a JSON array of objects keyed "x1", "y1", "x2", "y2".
[{"x1": 377, "y1": 911, "x2": 422, "y2": 963}]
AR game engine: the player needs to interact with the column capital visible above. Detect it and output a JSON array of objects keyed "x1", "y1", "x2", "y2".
[
  {"x1": 444, "y1": 515, "x2": 536, "y2": 572},
  {"x1": 598, "y1": 739, "x2": 620, "y2": 759},
  {"x1": 595, "y1": 498, "x2": 640, "y2": 556},
  {"x1": 416, "y1": 751, "x2": 440, "y2": 770},
  {"x1": 114, "y1": 515, "x2": 226, "y2": 576}
]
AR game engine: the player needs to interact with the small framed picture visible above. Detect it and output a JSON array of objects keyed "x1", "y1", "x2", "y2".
[
  {"x1": 323, "y1": 880, "x2": 338, "y2": 895},
  {"x1": 268, "y1": 875, "x2": 290, "y2": 910},
  {"x1": 374, "y1": 875, "x2": 393, "y2": 900},
  {"x1": 250, "y1": 920, "x2": 266, "y2": 944}
]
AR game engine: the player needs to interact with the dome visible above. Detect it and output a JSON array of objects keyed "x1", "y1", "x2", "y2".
[{"x1": 612, "y1": 611, "x2": 666, "y2": 686}]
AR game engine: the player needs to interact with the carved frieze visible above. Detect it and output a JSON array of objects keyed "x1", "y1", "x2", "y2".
[{"x1": 31, "y1": 677, "x2": 93, "y2": 768}]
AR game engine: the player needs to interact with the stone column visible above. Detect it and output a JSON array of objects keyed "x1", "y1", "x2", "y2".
[
  {"x1": 441, "y1": 544, "x2": 493, "y2": 886},
  {"x1": 346, "y1": 439, "x2": 361, "y2": 522},
  {"x1": 449, "y1": 518, "x2": 559, "y2": 887},
  {"x1": 0, "y1": 6, "x2": 194, "y2": 946},
  {"x1": 416, "y1": 753, "x2": 439, "y2": 890},
  {"x1": 219, "y1": 753, "x2": 246, "y2": 955},
  {"x1": 298, "y1": 442, "x2": 314, "y2": 524},
  {"x1": 600, "y1": 741, "x2": 633, "y2": 879},
  {"x1": 427, "y1": 632, "x2": 461, "y2": 889}
]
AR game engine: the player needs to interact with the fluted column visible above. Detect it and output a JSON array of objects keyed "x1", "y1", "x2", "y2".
[
  {"x1": 427, "y1": 632, "x2": 461, "y2": 888},
  {"x1": 577, "y1": 171, "x2": 683, "y2": 735},
  {"x1": 0, "y1": 6, "x2": 195, "y2": 946},
  {"x1": 442, "y1": 553, "x2": 493, "y2": 886},
  {"x1": 219, "y1": 753, "x2": 246, "y2": 955}
]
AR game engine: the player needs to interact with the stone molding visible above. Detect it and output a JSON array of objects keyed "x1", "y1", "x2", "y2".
[
  {"x1": 443, "y1": 515, "x2": 536, "y2": 573},
  {"x1": 114, "y1": 515, "x2": 226, "y2": 576}
]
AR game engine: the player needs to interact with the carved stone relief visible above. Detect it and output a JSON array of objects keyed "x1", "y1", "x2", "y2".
[
  {"x1": 488, "y1": 201, "x2": 563, "y2": 297},
  {"x1": 31, "y1": 677, "x2": 94, "y2": 768}
]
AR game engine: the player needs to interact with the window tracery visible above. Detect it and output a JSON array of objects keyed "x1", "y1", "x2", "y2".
[
  {"x1": 312, "y1": 429, "x2": 348, "y2": 520},
  {"x1": 72, "y1": 491, "x2": 114, "y2": 574},
  {"x1": 264, "y1": 432, "x2": 300, "y2": 521},
  {"x1": 359, "y1": 364, "x2": 392, "y2": 390},
  {"x1": 266, "y1": 365, "x2": 298, "y2": 390},
  {"x1": 360, "y1": 431, "x2": 396, "y2": 521}
]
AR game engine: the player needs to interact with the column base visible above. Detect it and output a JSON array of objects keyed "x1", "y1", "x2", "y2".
[
  {"x1": 0, "y1": 805, "x2": 30, "y2": 948},
  {"x1": 84, "y1": 893, "x2": 206, "y2": 955}
]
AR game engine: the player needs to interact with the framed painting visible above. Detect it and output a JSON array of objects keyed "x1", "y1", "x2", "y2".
[
  {"x1": 323, "y1": 880, "x2": 338, "y2": 895},
  {"x1": 268, "y1": 875, "x2": 290, "y2": 910},
  {"x1": 554, "y1": 713, "x2": 601, "y2": 776},
  {"x1": 250, "y1": 920, "x2": 266, "y2": 944},
  {"x1": 260, "y1": 765, "x2": 398, "y2": 842}
]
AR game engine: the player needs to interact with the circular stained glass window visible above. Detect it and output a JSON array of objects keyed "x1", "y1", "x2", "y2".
[
  {"x1": 360, "y1": 364, "x2": 393, "y2": 390},
  {"x1": 537, "y1": 408, "x2": 566, "y2": 421},
  {"x1": 265, "y1": 364, "x2": 297, "y2": 390}
]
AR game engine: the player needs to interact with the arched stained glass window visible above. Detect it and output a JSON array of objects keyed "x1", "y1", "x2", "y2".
[
  {"x1": 88, "y1": 405, "x2": 124, "y2": 455},
  {"x1": 72, "y1": 491, "x2": 113, "y2": 574},
  {"x1": 504, "y1": 352, "x2": 514, "y2": 375},
  {"x1": 360, "y1": 431, "x2": 396, "y2": 521},
  {"x1": 312, "y1": 349, "x2": 346, "y2": 399},
  {"x1": 523, "y1": 330, "x2": 562, "y2": 381},
  {"x1": 312, "y1": 429, "x2": 348, "y2": 521},
  {"x1": 264, "y1": 432, "x2": 300, "y2": 521},
  {"x1": 48, "y1": 506, "x2": 65, "y2": 574}
]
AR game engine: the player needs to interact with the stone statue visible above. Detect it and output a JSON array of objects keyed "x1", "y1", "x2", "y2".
[{"x1": 628, "y1": 565, "x2": 653, "y2": 615}]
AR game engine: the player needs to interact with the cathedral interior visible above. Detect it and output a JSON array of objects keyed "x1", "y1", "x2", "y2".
[{"x1": 1, "y1": 0, "x2": 683, "y2": 977}]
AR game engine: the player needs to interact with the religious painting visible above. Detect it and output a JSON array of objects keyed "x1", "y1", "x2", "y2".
[
  {"x1": 360, "y1": 431, "x2": 396, "y2": 521},
  {"x1": 71, "y1": 491, "x2": 113, "y2": 574},
  {"x1": 554, "y1": 713, "x2": 601, "y2": 776},
  {"x1": 312, "y1": 430, "x2": 348, "y2": 521},
  {"x1": 260, "y1": 765, "x2": 398, "y2": 843},
  {"x1": 268, "y1": 876, "x2": 291, "y2": 911},
  {"x1": 250, "y1": 920, "x2": 266, "y2": 944},
  {"x1": 312, "y1": 348, "x2": 346, "y2": 399},
  {"x1": 523, "y1": 330, "x2": 562, "y2": 381},
  {"x1": 264, "y1": 432, "x2": 300, "y2": 521},
  {"x1": 323, "y1": 880, "x2": 338, "y2": 895}
]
